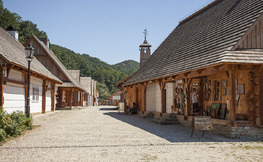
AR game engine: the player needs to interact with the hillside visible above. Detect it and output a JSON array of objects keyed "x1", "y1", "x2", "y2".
[
  {"x1": 50, "y1": 44, "x2": 139, "y2": 100},
  {"x1": 112, "y1": 60, "x2": 139, "y2": 75}
]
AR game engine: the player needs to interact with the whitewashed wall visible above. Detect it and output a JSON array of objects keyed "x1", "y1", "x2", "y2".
[
  {"x1": 8, "y1": 69, "x2": 23, "y2": 82},
  {"x1": 4, "y1": 70, "x2": 25, "y2": 113},
  {"x1": 165, "y1": 83, "x2": 175, "y2": 113},
  {"x1": 3, "y1": 69, "x2": 58, "y2": 114},
  {"x1": 146, "y1": 83, "x2": 161, "y2": 112},
  {"x1": 4, "y1": 83, "x2": 25, "y2": 113},
  {"x1": 89, "y1": 95, "x2": 93, "y2": 106},
  {"x1": 46, "y1": 90, "x2": 51, "y2": 112},
  {"x1": 30, "y1": 76, "x2": 43, "y2": 113},
  {"x1": 146, "y1": 84, "x2": 156, "y2": 112}
]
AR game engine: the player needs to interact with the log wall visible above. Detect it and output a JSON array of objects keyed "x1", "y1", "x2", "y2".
[{"x1": 237, "y1": 16, "x2": 263, "y2": 49}]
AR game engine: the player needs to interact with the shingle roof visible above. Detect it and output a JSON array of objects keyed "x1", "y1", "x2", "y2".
[
  {"x1": 29, "y1": 36, "x2": 85, "y2": 90},
  {"x1": 125, "y1": 0, "x2": 263, "y2": 85},
  {"x1": 0, "y1": 28, "x2": 61, "y2": 83}
]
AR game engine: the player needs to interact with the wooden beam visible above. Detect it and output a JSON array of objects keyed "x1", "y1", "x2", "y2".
[
  {"x1": 0, "y1": 67, "x2": 3, "y2": 108},
  {"x1": 42, "y1": 80, "x2": 47, "y2": 114},
  {"x1": 51, "y1": 82, "x2": 55, "y2": 111},
  {"x1": 143, "y1": 84, "x2": 147, "y2": 112},
  {"x1": 69, "y1": 88, "x2": 72, "y2": 108},
  {"x1": 229, "y1": 71, "x2": 236, "y2": 121},
  {"x1": 6, "y1": 79, "x2": 26, "y2": 85},
  {"x1": 185, "y1": 78, "x2": 192, "y2": 117},
  {"x1": 158, "y1": 80, "x2": 166, "y2": 113},
  {"x1": 259, "y1": 69, "x2": 263, "y2": 125}
]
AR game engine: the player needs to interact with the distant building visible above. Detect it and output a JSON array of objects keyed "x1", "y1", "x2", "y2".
[
  {"x1": 25, "y1": 36, "x2": 88, "y2": 109},
  {"x1": 108, "y1": 89, "x2": 121, "y2": 106},
  {"x1": 79, "y1": 77, "x2": 98, "y2": 106}
]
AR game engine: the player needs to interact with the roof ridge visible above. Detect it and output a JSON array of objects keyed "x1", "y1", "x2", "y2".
[{"x1": 179, "y1": 0, "x2": 219, "y2": 24}]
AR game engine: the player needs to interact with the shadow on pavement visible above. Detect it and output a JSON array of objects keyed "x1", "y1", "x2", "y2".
[
  {"x1": 101, "y1": 108, "x2": 261, "y2": 143},
  {"x1": 99, "y1": 108, "x2": 118, "y2": 111}
]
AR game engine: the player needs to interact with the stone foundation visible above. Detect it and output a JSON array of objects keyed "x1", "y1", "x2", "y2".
[{"x1": 140, "y1": 113, "x2": 263, "y2": 140}]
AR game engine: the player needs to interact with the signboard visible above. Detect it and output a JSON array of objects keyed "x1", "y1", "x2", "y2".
[
  {"x1": 191, "y1": 116, "x2": 213, "y2": 139},
  {"x1": 192, "y1": 116, "x2": 213, "y2": 130},
  {"x1": 113, "y1": 95, "x2": 121, "y2": 100}
]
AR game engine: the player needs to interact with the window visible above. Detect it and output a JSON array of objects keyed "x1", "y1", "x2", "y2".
[
  {"x1": 222, "y1": 80, "x2": 227, "y2": 96},
  {"x1": 33, "y1": 87, "x2": 39, "y2": 102},
  {"x1": 214, "y1": 80, "x2": 220, "y2": 101}
]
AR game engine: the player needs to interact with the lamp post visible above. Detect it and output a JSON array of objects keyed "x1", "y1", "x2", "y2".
[{"x1": 25, "y1": 43, "x2": 34, "y2": 118}]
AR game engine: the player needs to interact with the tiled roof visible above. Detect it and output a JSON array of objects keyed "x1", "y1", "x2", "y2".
[
  {"x1": 125, "y1": 0, "x2": 263, "y2": 85},
  {"x1": 29, "y1": 36, "x2": 85, "y2": 90},
  {"x1": 0, "y1": 28, "x2": 61, "y2": 83}
]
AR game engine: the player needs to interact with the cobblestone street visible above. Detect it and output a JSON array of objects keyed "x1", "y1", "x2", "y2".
[{"x1": 0, "y1": 106, "x2": 262, "y2": 161}]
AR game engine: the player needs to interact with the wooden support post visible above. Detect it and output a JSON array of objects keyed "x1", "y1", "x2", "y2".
[
  {"x1": 159, "y1": 80, "x2": 166, "y2": 113},
  {"x1": 143, "y1": 84, "x2": 147, "y2": 112},
  {"x1": 42, "y1": 80, "x2": 46, "y2": 114},
  {"x1": 248, "y1": 71, "x2": 256, "y2": 121},
  {"x1": 51, "y1": 82, "x2": 55, "y2": 111},
  {"x1": 199, "y1": 77, "x2": 204, "y2": 115},
  {"x1": 135, "y1": 87, "x2": 138, "y2": 106},
  {"x1": 185, "y1": 78, "x2": 192, "y2": 117},
  {"x1": 58, "y1": 88, "x2": 62, "y2": 107},
  {"x1": 229, "y1": 71, "x2": 236, "y2": 121},
  {"x1": 0, "y1": 67, "x2": 4, "y2": 108},
  {"x1": 259, "y1": 69, "x2": 263, "y2": 125},
  {"x1": 69, "y1": 88, "x2": 72, "y2": 108},
  {"x1": 81, "y1": 92, "x2": 83, "y2": 106}
]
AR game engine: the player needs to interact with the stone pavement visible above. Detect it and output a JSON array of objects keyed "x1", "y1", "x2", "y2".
[{"x1": 0, "y1": 106, "x2": 262, "y2": 161}]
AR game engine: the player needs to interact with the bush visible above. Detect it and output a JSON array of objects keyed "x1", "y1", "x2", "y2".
[
  {"x1": 0, "y1": 109, "x2": 32, "y2": 141},
  {"x1": 0, "y1": 128, "x2": 6, "y2": 141}
]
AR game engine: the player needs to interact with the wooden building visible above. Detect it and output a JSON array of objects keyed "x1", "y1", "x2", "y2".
[
  {"x1": 108, "y1": 89, "x2": 121, "y2": 106},
  {"x1": 118, "y1": 0, "x2": 263, "y2": 138},
  {"x1": 0, "y1": 27, "x2": 62, "y2": 114},
  {"x1": 80, "y1": 77, "x2": 98, "y2": 106},
  {"x1": 25, "y1": 36, "x2": 87, "y2": 109}
]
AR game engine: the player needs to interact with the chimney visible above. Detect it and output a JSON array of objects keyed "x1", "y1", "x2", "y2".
[
  {"x1": 39, "y1": 37, "x2": 50, "y2": 48},
  {"x1": 6, "y1": 26, "x2": 19, "y2": 41}
]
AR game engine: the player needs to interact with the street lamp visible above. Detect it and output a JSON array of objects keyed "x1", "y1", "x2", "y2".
[{"x1": 25, "y1": 43, "x2": 34, "y2": 118}]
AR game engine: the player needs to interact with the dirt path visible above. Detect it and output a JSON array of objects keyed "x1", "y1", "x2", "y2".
[{"x1": 0, "y1": 106, "x2": 262, "y2": 161}]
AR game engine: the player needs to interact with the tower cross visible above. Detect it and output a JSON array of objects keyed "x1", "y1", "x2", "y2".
[{"x1": 143, "y1": 28, "x2": 148, "y2": 40}]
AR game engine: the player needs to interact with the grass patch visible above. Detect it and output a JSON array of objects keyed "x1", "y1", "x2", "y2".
[
  {"x1": 0, "y1": 125, "x2": 40, "y2": 146},
  {"x1": 241, "y1": 145, "x2": 263, "y2": 150},
  {"x1": 141, "y1": 153, "x2": 158, "y2": 161}
]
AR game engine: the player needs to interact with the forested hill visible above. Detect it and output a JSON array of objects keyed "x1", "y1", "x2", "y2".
[
  {"x1": 112, "y1": 60, "x2": 139, "y2": 75},
  {"x1": 50, "y1": 44, "x2": 139, "y2": 99}
]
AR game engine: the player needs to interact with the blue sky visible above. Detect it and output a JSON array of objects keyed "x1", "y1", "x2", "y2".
[{"x1": 3, "y1": 0, "x2": 213, "y2": 64}]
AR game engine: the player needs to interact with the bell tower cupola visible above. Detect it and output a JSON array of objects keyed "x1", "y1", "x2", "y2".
[{"x1": 140, "y1": 29, "x2": 151, "y2": 67}]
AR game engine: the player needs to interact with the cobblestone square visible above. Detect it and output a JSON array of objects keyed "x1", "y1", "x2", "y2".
[{"x1": 0, "y1": 106, "x2": 262, "y2": 161}]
